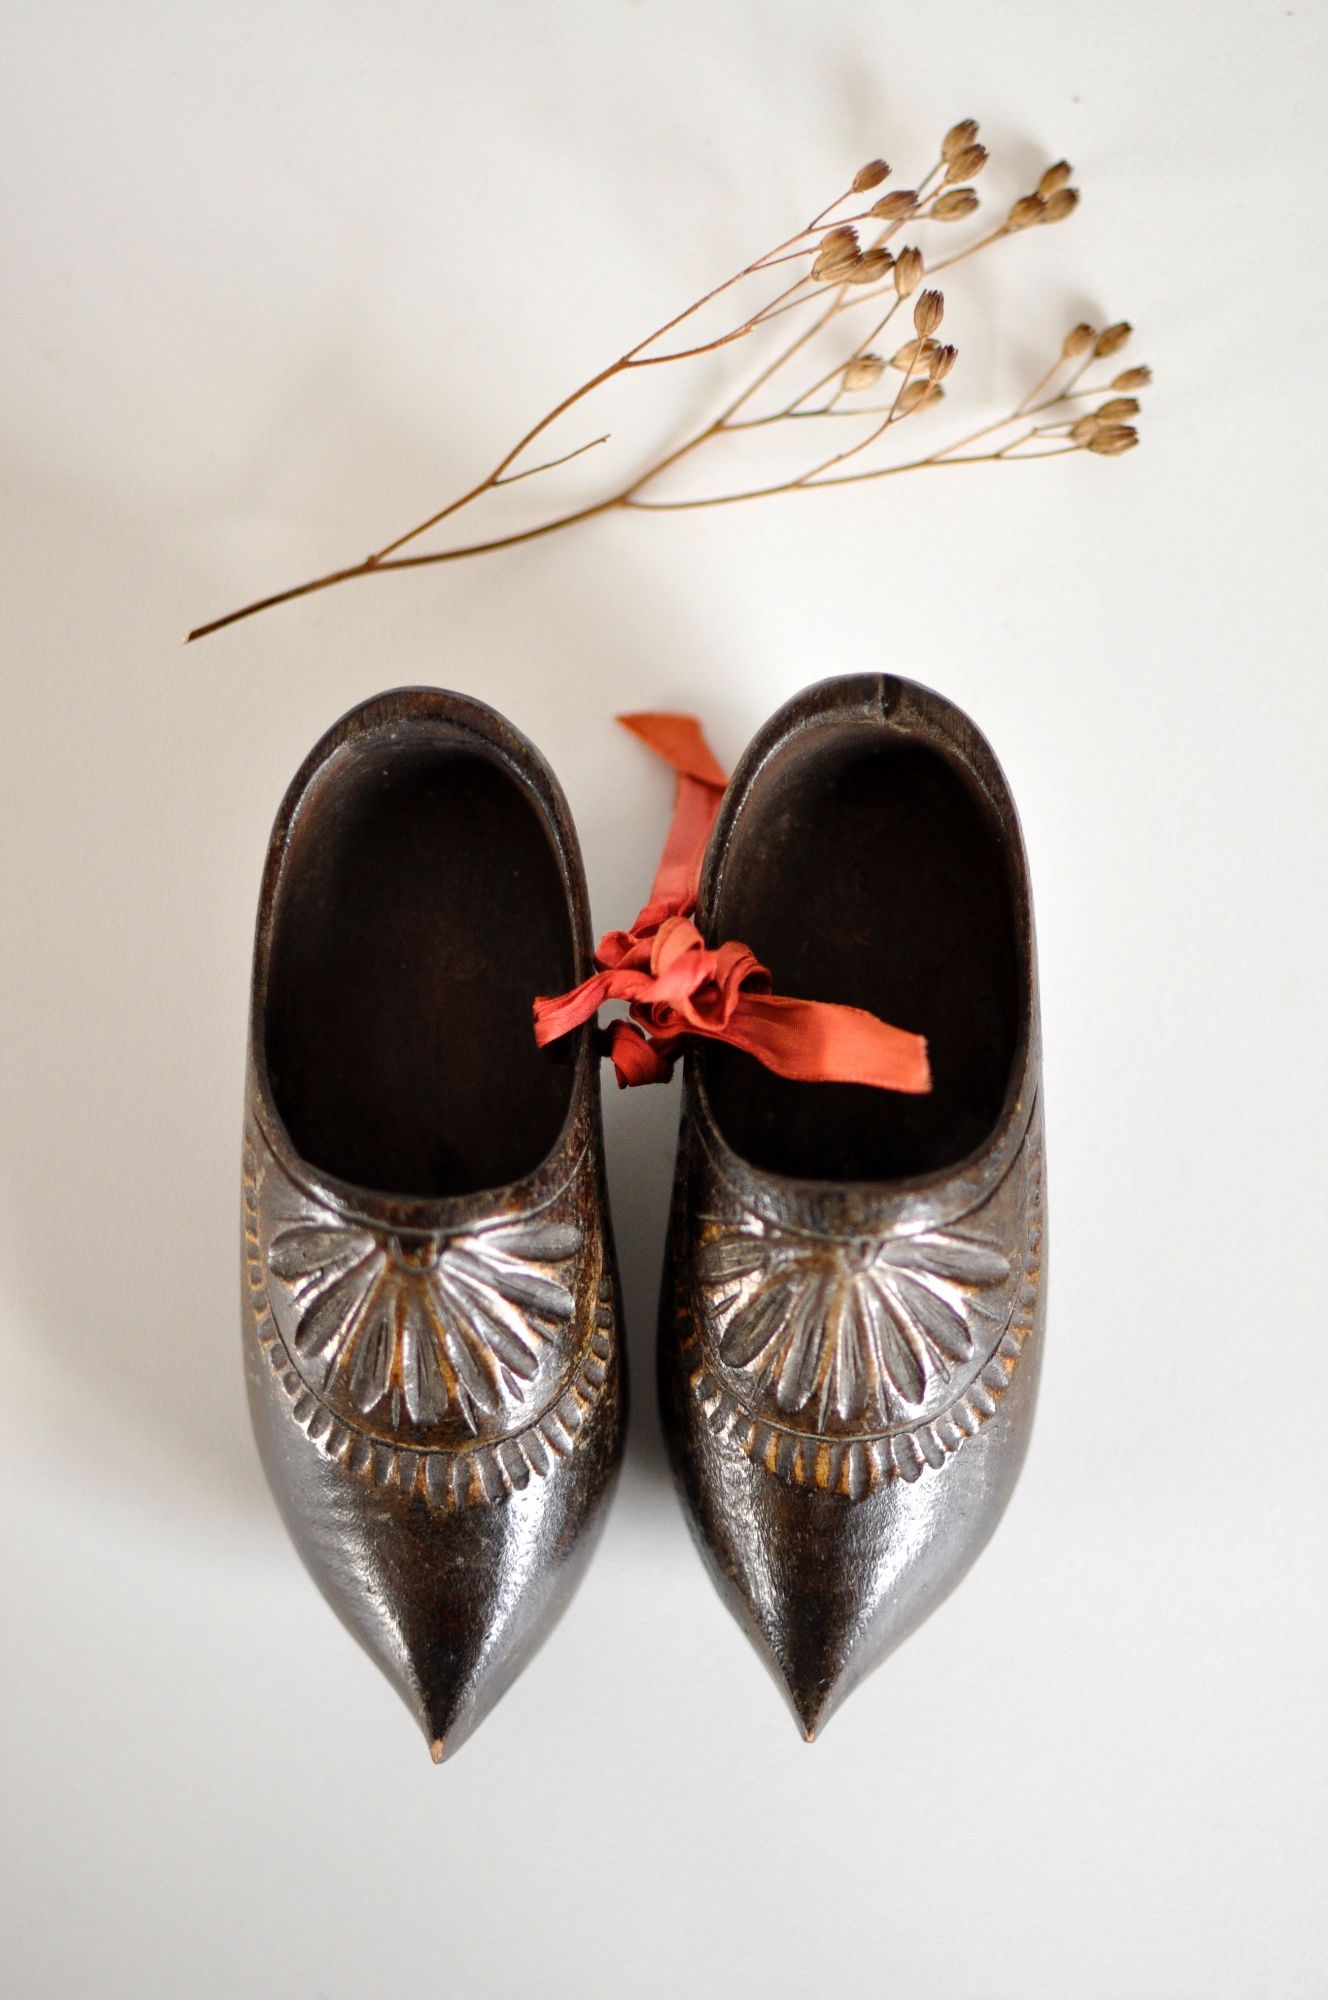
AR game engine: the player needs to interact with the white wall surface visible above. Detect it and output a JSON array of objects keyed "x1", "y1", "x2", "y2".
[{"x1": 1, "y1": 2, "x2": 1323, "y2": 1994}]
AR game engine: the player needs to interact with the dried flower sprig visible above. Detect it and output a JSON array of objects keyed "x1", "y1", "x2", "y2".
[{"x1": 187, "y1": 118, "x2": 1148, "y2": 642}]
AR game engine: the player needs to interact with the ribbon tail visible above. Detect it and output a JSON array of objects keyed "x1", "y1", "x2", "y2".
[
  {"x1": 532, "y1": 970, "x2": 616, "y2": 1048},
  {"x1": 617, "y1": 713, "x2": 728, "y2": 789},
  {"x1": 648, "y1": 770, "x2": 724, "y2": 912},
  {"x1": 718, "y1": 992, "x2": 932, "y2": 1095},
  {"x1": 617, "y1": 713, "x2": 729, "y2": 914}
]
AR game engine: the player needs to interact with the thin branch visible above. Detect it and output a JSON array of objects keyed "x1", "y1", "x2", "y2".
[
  {"x1": 622, "y1": 440, "x2": 1085, "y2": 507},
  {"x1": 625, "y1": 275, "x2": 813, "y2": 365},
  {"x1": 494, "y1": 434, "x2": 610, "y2": 485},
  {"x1": 925, "y1": 225, "x2": 1009, "y2": 273},
  {"x1": 186, "y1": 495, "x2": 632, "y2": 642},
  {"x1": 786, "y1": 294, "x2": 905, "y2": 414}
]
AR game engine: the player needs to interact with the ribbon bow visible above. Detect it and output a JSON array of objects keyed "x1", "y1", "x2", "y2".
[{"x1": 533, "y1": 713, "x2": 931, "y2": 1095}]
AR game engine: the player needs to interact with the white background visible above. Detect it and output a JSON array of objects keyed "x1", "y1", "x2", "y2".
[{"x1": 2, "y1": 3, "x2": 1324, "y2": 1995}]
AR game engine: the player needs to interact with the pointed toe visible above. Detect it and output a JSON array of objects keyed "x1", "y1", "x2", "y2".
[
  {"x1": 757, "y1": 1547, "x2": 872, "y2": 1745},
  {"x1": 790, "y1": 1691, "x2": 831, "y2": 1745},
  {"x1": 660, "y1": 674, "x2": 1046, "y2": 1729},
  {"x1": 409, "y1": 1623, "x2": 496, "y2": 1765},
  {"x1": 777, "y1": 1654, "x2": 844, "y2": 1744},
  {"x1": 781, "y1": 1669, "x2": 840, "y2": 1746}
]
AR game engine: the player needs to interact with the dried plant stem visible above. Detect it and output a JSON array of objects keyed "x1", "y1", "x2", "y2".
[
  {"x1": 358, "y1": 201, "x2": 857, "y2": 566},
  {"x1": 494, "y1": 435, "x2": 610, "y2": 485},
  {"x1": 187, "y1": 127, "x2": 1146, "y2": 644},
  {"x1": 190, "y1": 500, "x2": 636, "y2": 637},
  {"x1": 926, "y1": 227, "x2": 1006, "y2": 275}
]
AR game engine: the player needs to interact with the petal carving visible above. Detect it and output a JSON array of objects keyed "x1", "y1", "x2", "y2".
[
  {"x1": 292, "y1": 1258, "x2": 377, "y2": 1363},
  {"x1": 433, "y1": 1278, "x2": 504, "y2": 1417},
  {"x1": 459, "y1": 1292, "x2": 541, "y2": 1383},
  {"x1": 775, "y1": 1276, "x2": 829, "y2": 1414},
  {"x1": 347, "y1": 1288, "x2": 395, "y2": 1415},
  {"x1": 719, "y1": 1283, "x2": 791, "y2": 1371},
  {"x1": 399, "y1": 1290, "x2": 448, "y2": 1426},
  {"x1": 885, "y1": 1232, "x2": 1010, "y2": 1287},
  {"x1": 269, "y1": 1223, "x2": 375, "y2": 1282},
  {"x1": 890, "y1": 1271, "x2": 975, "y2": 1364},
  {"x1": 828, "y1": 1290, "x2": 866, "y2": 1423},
  {"x1": 861, "y1": 1276, "x2": 928, "y2": 1406},
  {"x1": 479, "y1": 1221, "x2": 582, "y2": 1263},
  {"x1": 698, "y1": 1232, "x2": 774, "y2": 1286},
  {"x1": 450, "y1": 1245, "x2": 576, "y2": 1323}
]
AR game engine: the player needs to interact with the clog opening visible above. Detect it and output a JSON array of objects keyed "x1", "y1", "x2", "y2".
[
  {"x1": 704, "y1": 729, "x2": 1023, "y2": 1182},
  {"x1": 263, "y1": 724, "x2": 577, "y2": 1198}
]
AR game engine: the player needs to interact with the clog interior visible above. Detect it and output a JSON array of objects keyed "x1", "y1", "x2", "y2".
[
  {"x1": 704, "y1": 728, "x2": 1023, "y2": 1182},
  {"x1": 263, "y1": 726, "x2": 577, "y2": 1198}
]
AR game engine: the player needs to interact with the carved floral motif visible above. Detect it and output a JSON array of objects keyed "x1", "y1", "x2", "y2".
[
  {"x1": 265, "y1": 1215, "x2": 581, "y2": 1434},
  {"x1": 698, "y1": 1218, "x2": 1011, "y2": 1428}
]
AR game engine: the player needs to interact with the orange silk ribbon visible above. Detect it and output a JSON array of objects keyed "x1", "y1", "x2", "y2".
[{"x1": 532, "y1": 713, "x2": 932, "y2": 1094}]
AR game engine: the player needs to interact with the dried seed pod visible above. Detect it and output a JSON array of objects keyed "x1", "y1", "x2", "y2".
[
  {"x1": 1070, "y1": 416, "x2": 1103, "y2": 444},
  {"x1": 893, "y1": 246, "x2": 923, "y2": 296},
  {"x1": 1111, "y1": 366, "x2": 1152, "y2": 391},
  {"x1": 946, "y1": 143, "x2": 989, "y2": 183},
  {"x1": 843, "y1": 353, "x2": 886, "y2": 391},
  {"x1": 933, "y1": 187, "x2": 980, "y2": 221},
  {"x1": 913, "y1": 288, "x2": 944, "y2": 336},
  {"x1": 815, "y1": 254, "x2": 861, "y2": 283},
  {"x1": 1095, "y1": 320, "x2": 1132, "y2": 356},
  {"x1": 844, "y1": 247, "x2": 893, "y2": 285},
  {"x1": 1063, "y1": 322, "x2": 1097, "y2": 359},
  {"x1": 1042, "y1": 187, "x2": 1080, "y2": 223},
  {"x1": 813, "y1": 256, "x2": 860, "y2": 283},
  {"x1": 929, "y1": 342, "x2": 958, "y2": 380},
  {"x1": 896, "y1": 377, "x2": 932, "y2": 413},
  {"x1": 871, "y1": 189, "x2": 919, "y2": 221},
  {"x1": 1006, "y1": 194, "x2": 1047, "y2": 230},
  {"x1": 1038, "y1": 160, "x2": 1073, "y2": 197},
  {"x1": 942, "y1": 118, "x2": 979, "y2": 161},
  {"x1": 853, "y1": 159, "x2": 891, "y2": 192},
  {"x1": 811, "y1": 227, "x2": 860, "y2": 281},
  {"x1": 1095, "y1": 396, "x2": 1140, "y2": 421},
  {"x1": 814, "y1": 225, "x2": 858, "y2": 261},
  {"x1": 890, "y1": 335, "x2": 940, "y2": 371},
  {"x1": 1087, "y1": 424, "x2": 1139, "y2": 455}
]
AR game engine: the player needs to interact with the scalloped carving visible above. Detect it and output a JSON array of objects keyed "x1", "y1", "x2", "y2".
[
  {"x1": 243, "y1": 1123, "x2": 617, "y2": 1510},
  {"x1": 679, "y1": 1108, "x2": 1042, "y2": 1495}
]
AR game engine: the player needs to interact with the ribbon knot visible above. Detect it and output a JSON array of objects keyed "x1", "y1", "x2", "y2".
[{"x1": 533, "y1": 713, "x2": 932, "y2": 1096}]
